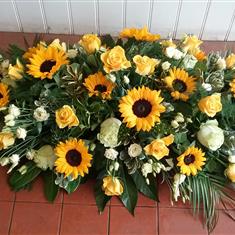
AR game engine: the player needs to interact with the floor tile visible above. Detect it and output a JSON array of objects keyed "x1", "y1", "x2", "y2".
[
  {"x1": 0, "y1": 167, "x2": 15, "y2": 201},
  {"x1": 60, "y1": 205, "x2": 108, "y2": 235},
  {"x1": 210, "y1": 210, "x2": 235, "y2": 235},
  {"x1": 159, "y1": 208, "x2": 207, "y2": 235},
  {"x1": 63, "y1": 179, "x2": 96, "y2": 205},
  {"x1": 158, "y1": 182, "x2": 191, "y2": 208},
  {"x1": 10, "y1": 202, "x2": 62, "y2": 235},
  {"x1": 110, "y1": 206, "x2": 157, "y2": 235},
  {"x1": 0, "y1": 202, "x2": 13, "y2": 235},
  {"x1": 15, "y1": 177, "x2": 63, "y2": 203}
]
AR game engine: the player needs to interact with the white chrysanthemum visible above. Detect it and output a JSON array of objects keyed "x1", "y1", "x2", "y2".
[
  {"x1": 128, "y1": 143, "x2": 142, "y2": 158},
  {"x1": 97, "y1": 118, "x2": 122, "y2": 147},
  {"x1": 16, "y1": 127, "x2": 27, "y2": 140},
  {"x1": 161, "y1": 61, "x2": 171, "y2": 70},
  {"x1": 104, "y1": 148, "x2": 119, "y2": 160},
  {"x1": 5, "y1": 120, "x2": 15, "y2": 127},
  {"x1": 4, "y1": 114, "x2": 15, "y2": 122},
  {"x1": 33, "y1": 107, "x2": 50, "y2": 122},
  {"x1": 141, "y1": 163, "x2": 153, "y2": 177},
  {"x1": 8, "y1": 104, "x2": 21, "y2": 118},
  {"x1": 165, "y1": 47, "x2": 175, "y2": 58},
  {"x1": 33, "y1": 145, "x2": 56, "y2": 170}
]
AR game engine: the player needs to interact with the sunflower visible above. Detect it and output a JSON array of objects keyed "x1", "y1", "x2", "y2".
[
  {"x1": 230, "y1": 78, "x2": 235, "y2": 97},
  {"x1": 83, "y1": 72, "x2": 116, "y2": 99},
  {"x1": 119, "y1": 86, "x2": 165, "y2": 132},
  {"x1": 164, "y1": 68, "x2": 196, "y2": 101},
  {"x1": 23, "y1": 42, "x2": 46, "y2": 60},
  {"x1": 54, "y1": 138, "x2": 92, "y2": 179},
  {"x1": 0, "y1": 83, "x2": 9, "y2": 108},
  {"x1": 27, "y1": 46, "x2": 68, "y2": 80},
  {"x1": 177, "y1": 146, "x2": 206, "y2": 176}
]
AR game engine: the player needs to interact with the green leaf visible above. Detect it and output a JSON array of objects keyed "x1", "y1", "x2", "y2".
[
  {"x1": 94, "y1": 180, "x2": 111, "y2": 212},
  {"x1": 9, "y1": 162, "x2": 42, "y2": 191},
  {"x1": 101, "y1": 34, "x2": 115, "y2": 48},
  {"x1": 64, "y1": 176, "x2": 81, "y2": 194},
  {"x1": 42, "y1": 171, "x2": 59, "y2": 202},
  {"x1": 131, "y1": 170, "x2": 158, "y2": 201},
  {"x1": 119, "y1": 165, "x2": 138, "y2": 215}
]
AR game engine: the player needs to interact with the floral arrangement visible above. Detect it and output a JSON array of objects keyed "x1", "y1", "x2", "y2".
[{"x1": 1, "y1": 26, "x2": 235, "y2": 231}]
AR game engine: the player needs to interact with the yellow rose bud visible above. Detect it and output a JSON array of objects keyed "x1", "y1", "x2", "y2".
[
  {"x1": 101, "y1": 46, "x2": 131, "y2": 73},
  {"x1": 144, "y1": 134, "x2": 174, "y2": 160},
  {"x1": 55, "y1": 105, "x2": 79, "y2": 129},
  {"x1": 133, "y1": 55, "x2": 160, "y2": 76},
  {"x1": 226, "y1": 53, "x2": 235, "y2": 69},
  {"x1": 181, "y1": 35, "x2": 202, "y2": 54},
  {"x1": 198, "y1": 93, "x2": 222, "y2": 117},
  {"x1": 102, "y1": 176, "x2": 124, "y2": 196},
  {"x1": 0, "y1": 132, "x2": 15, "y2": 150},
  {"x1": 79, "y1": 34, "x2": 101, "y2": 54},
  {"x1": 8, "y1": 58, "x2": 24, "y2": 80},
  {"x1": 225, "y1": 164, "x2": 235, "y2": 182}
]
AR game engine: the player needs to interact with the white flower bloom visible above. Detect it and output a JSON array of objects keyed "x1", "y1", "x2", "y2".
[
  {"x1": 175, "y1": 113, "x2": 184, "y2": 123},
  {"x1": 182, "y1": 54, "x2": 197, "y2": 69},
  {"x1": 164, "y1": 158, "x2": 174, "y2": 171},
  {"x1": 173, "y1": 49, "x2": 183, "y2": 60},
  {"x1": 109, "y1": 165, "x2": 114, "y2": 172},
  {"x1": 0, "y1": 157, "x2": 10, "y2": 166},
  {"x1": 123, "y1": 75, "x2": 130, "y2": 84},
  {"x1": 228, "y1": 155, "x2": 235, "y2": 164},
  {"x1": 202, "y1": 83, "x2": 212, "y2": 92},
  {"x1": 8, "y1": 104, "x2": 21, "y2": 118},
  {"x1": 165, "y1": 47, "x2": 175, "y2": 58},
  {"x1": 5, "y1": 120, "x2": 15, "y2": 127},
  {"x1": 18, "y1": 165, "x2": 27, "y2": 175},
  {"x1": 128, "y1": 143, "x2": 142, "y2": 158},
  {"x1": 67, "y1": 49, "x2": 78, "y2": 58},
  {"x1": 7, "y1": 154, "x2": 20, "y2": 173},
  {"x1": 33, "y1": 145, "x2": 56, "y2": 170},
  {"x1": 173, "y1": 184, "x2": 180, "y2": 201},
  {"x1": 97, "y1": 118, "x2": 122, "y2": 148},
  {"x1": 4, "y1": 114, "x2": 15, "y2": 122},
  {"x1": 161, "y1": 61, "x2": 171, "y2": 70},
  {"x1": 26, "y1": 149, "x2": 36, "y2": 160},
  {"x1": 33, "y1": 107, "x2": 50, "y2": 122},
  {"x1": 16, "y1": 127, "x2": 27, "y2": 140},
  {"x1": 141, "y1": 163, "x2": 153, "y2": 177},
  {"x1": 104, "y1": 148, "x2": 119, "y2": 160},
  {"x1": 114, "y1": 162, "x2": 120, "y2": 171},
  {"x1": 106, "y1": 74, "x2": 116, "y2": 83},
  {"x1": 146, "y1": 178, "x2": 150, "y2": 185},
  {"x1": 197, "y1": 119, "x2": 224, "y2": 151},
  {"x1": 174, "y1": 173, "x2": 186, "y2": 186},
  {"x1": 171, "y1": 120, "x2": 179, "y2": 128},
  {"x1": 216, "y1": 57, "x2": 226, "y2": 70}
]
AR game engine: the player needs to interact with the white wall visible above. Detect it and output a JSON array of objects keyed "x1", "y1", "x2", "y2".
[{"x1": 0, "y1": 0, "x2": 235, "y2": 41}]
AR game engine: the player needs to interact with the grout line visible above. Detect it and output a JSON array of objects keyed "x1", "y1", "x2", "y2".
[
  {"x1": 122, "y1": 0, "x2": 127, "y2": 29},
  {"x1": 58, "y1": 192, "x2": 64, "y2": 235},
  {"x1": 67, "y1": 0, "x2": 74, "y2": 35},
  {"x1": 94, "y1": 0, "x2": 100, "y2": 35},
  {"x1": 148, "y1": 0, "x2": 154, "y2": 32},
  {"x1": 157, "y1": 202, "x2": 160, "y2": 235},
  {"x1": 8, "y1": 193, "x2": 16, "y2": 235},
  {"x1": 11, "y1": 0, "x2": 23, "y2": 33},
  {"x1": 38, "y1": 0, "x2": 49, "y2": 34},
  {"x1": 172, "y1": 0, "x2": 183, "y2": 39},
  {"x1": 199, "y1": 0, "x2": 211, "y2": 40},
  {"x1": 107, "y1": 205, "x2": 111, "y2": 235},
  {"x1": 224, "y1": 7, "x2": 235, "y2": 42}
]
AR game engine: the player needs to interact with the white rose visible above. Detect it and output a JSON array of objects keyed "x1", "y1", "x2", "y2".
[
  {"x1": 104, "y1": 148, "x2": 118, "y2": 160},
  {"x1": 173, "y1": 49, "x2": 183, "y2": 60},
  {"x1": 97, "y1": 118, "x2": 121, "y2": 148},
  {"x1": 8, "y1": 104, "x2": 20, "y2": 118},
  {"x1": 33, "y1": 107, "x2": 50, "y2": 122},
  {"x1": 123, "y1": 75, "x2": 130, "y2": 84},
  {"x1": 128, "y1": 143, "x2": 142, "y2": 158},
  {"x1": 16, "y1": 127, "x2": 27, "y2": 140},
  {"x1": 165, "y1": 47, "x2": 175, "y2": 58},
  {"x1": 182, "y1": 54, "x2": 197, "y2": 69},
  {"x1": 161, "y1": 61, "x2": 171, "y2": 70},
  {"x1": 141, "y1": 162, "x2": 153, "y2": 177},
  {"x1": 216, "y1": 57, "x2": 226, "y2": 70},
  {"x1": 197, "y1": 119, "x2": 224, "y2": 151}
]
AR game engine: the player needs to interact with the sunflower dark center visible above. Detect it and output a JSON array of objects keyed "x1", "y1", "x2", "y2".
[
  {"x1": 40, "y1": 60, "x2": 56, "y2": 73},
  {"x1": 184, "y1": 154, "x2": 195, "y2": 165},
  {"x1": 0, "y1": 93, "x2": 3, "y2": 99},
  {"x1": 66, "y1": 149, "x2": 82, "y2": 167},
  {"x1": 132, "y1": 99, "x2": 152, "y2": 118},
  {"x1": 173, "y1": 79, "x2": 187, "y2": 92},
  {"x1": 94, "y1": 84, "x2": 107, "y2": 93}
]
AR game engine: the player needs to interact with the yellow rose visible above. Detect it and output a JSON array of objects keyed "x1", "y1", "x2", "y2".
[
  {"x1": 79, "y1": 34, "x2": 101, "y2": 54},
  {"x1": 101, "y1": 46, "x2": 131, "y2": 73},
  {"x1": 226, "y1": 53, "x2": 235, "y2": 69},
  {"x1": 133, "y1": 55, "x2": 160, "y2": 76},
  {"x1": 55, "y1": 105, "x2": 79, "y2": 129},
  {"x1": 102, "y1": 176, "x2": 123, "y2": 196},
  {"x1": 49, "y1": 39, "x2": 66, "y2": 52},
  {"x1": 144, "y1": 134, "x2": 174, "y2": 160},
  {"x1": 198, "y1": 93, "x2": 222, "y2": 117},
  {"x1": 225, "y1": 164, "x2": 235, "y2": 182},
  {"x1": 8, "y1": 58, "x2": 24, "y2": 80},
  {"x1": 181, "y1": 35, "x2": 202, "y2": 54},
  {"x1": 0, "y1": 132, "x2": 15, "y2": 150}
]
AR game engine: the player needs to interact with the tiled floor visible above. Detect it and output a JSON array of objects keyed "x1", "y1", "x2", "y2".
[{"x1": 0, "y1": 32, "x2": 235, "y2": 235}]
